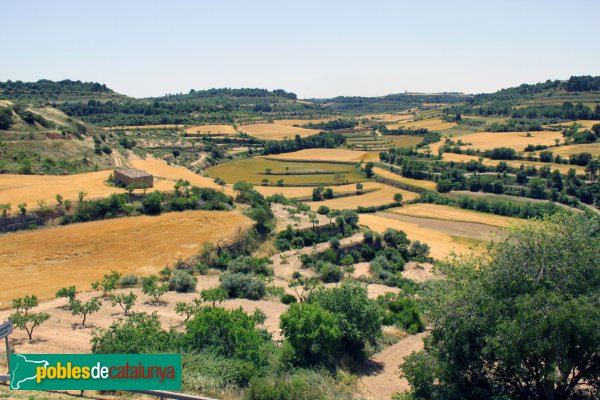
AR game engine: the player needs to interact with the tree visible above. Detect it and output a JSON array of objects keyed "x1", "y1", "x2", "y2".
[
  {"x1": 393, "y1": 192, "x2": 403, "y2": 205},
  {"x1": 261, "y1": 178, "x2": 269, "y2": 186},
  {"x1": 527, "y1": 177, "x2": 547, "y2": 199},
  {"x1": 200, "y1": 287, "x2": 228, "y2": 307},
  {"x1": 141, "y1": 275, "x2": 168, "y2": 303},
  {"x1": 402, "y1": 213, "x2": 600, "y2": 400},
  {"x1": 92, "y1": 271, "x2": 121, "y2": 297},
  {"x1": 288, "y1": 277, "x2": 321, "y2": 302},
  {"x1": 78, "y1": 191, "x2": 87, "y2": 202},
  {"x1": 0, "y1": 106, "x2": 12, "y2": 130},
  {"x1": 312, "y1": 186, "x2": 323, "y2": 201},
  {"x1": 174, "y1": 299, "x2": 202, "y2": 322},
  {"x1": 10, "y1": 295, "x2": 50, "y2": 340},
  {"x1": 356, "y1": 182, "x2": 364, "y2": 194},
  {"x1": 56, "y1": 286, "x2": 77, "y2": 303},
  {"x1": 142, "y1": 191, "x2": 162, "y2": 214},
  {"x1": 308, "y1": 213, "x2": 319, "y2": 229},
  {"x1": 280, "y1": 303, "x2": 342, "y2": 366},
  {"x1": 70, "y1": 297, "x2": 101, "y2": 326},
  {"x1": 365, "y1": 162, "x2": 374, "y2": 178},
  {"x1": 17, "y1": 202, "x2": 27, "y2": 215},
  {"x1": 436, "y1": 179, "x2": 452, "y2": 193},
  {"x1": 0, "y1": 203, "x2": 11, "y2": 218},
  {"x1": 109, "y1": 292, "x2": 137, "y2": 315}
]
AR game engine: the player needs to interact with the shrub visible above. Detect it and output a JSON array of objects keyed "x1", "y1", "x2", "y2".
[
  {"x1": 280, "y1": 302, "x2": 342, "y2": 366},
  {"x1": 141, "y1": 275, "x2": 168, "y2": 303},
  {"x1": 316, "y1": 205, "x2": 330, "y2": 215},
  {"x1": 281, "y1": 294, "x2": 297, "y2": 304},
  {"x1": 220, "y1": 272, "x2": 266, "y2": 300},
  {"x1": 379, "y1": 293, "x2": 424, "y2": 334},
  {"x1": 168, "y1": 270, "x2": 197, "y2": 293},
  {"x1": 317, "y1": 263, "x2": 343, "y2": 283},
  {"x1": 142, "y1": 191, "x2": 163, "y2": 214},
  {"x1": 119, "y1": 274, "x2": 139, "y2": 288}
]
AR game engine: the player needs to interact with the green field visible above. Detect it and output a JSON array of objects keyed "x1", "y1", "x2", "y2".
[
  {"x1": 205, "y1": 157, "x2": 367, "y2": 185},
  {"x1": 347, "y1": 135, "x2": 423, "y2": 149}
]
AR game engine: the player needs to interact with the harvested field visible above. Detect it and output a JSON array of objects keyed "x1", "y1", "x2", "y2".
[
  {"x1": 359, "y1": 213, "x2": 488, "y2": 259},
  {"x1": 387, "y1": 203, "x2": 519, "y2": 227},
  {"x1": 268, "y1": 148, "x2": 379, "y2": 162},
  {"x1": 306, "y1": 183, "x2": 418, "y2": 210},
  {"x1": 129, "y1": 156, "x2": 232, "y2": 192},
  {"x1": 372, "y1": 167, "x2": 437, "y2": 190},
  {"x1": 0, "y1": 210, "x2": 252, "y2": 307},
  {"x1": 429, "y1": 131, "x2": 563, "y2": 153},
  {"x1": 237, "y1": 123, "x2": 320, "y2": 140},
  {"x1": 545, "y1": 119, "x2": 600, "y2": 130},
  {"x1": 272, "y1": 118, "x2": 334, "y2": 127},
  {"x1": 360, "y1": 113, "x2": 414, "y2": 123},
  {"x1": 0, "y1": 171, "x2": 115, "y2": 205},
  {"x1": 347, "y1": 135, "x2": 423, "y2": 149},
  {"x1": 255, "y1": 181, "x2": 368, "y2": 199},
  {"x1": 544, "y1": 142, "x2": 600, "y2": 157},
  {"x1": 440, "y1": 152, "x2": 585, "y2": 173},
  {"x1": 388, "y1": 118, "x2": 456, "y2": 131},
  {"x1": 183, "y1": 124, "x2": 238, "y2": 135},
  {"x1": 104, "y1": 124, "x2": 184, "y2": 130},
  {"x1": 206, "y1": 157, "x2": 366, "y2": 185}
]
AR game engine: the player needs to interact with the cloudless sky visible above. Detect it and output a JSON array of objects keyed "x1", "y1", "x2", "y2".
[{"x1": 2, "y1": 0, "x2": 599, "y2": 98}]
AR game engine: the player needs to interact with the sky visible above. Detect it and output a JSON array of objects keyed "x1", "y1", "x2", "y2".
[{"x1": 2, "y1": 0, "x2": 599, "y2": 99}]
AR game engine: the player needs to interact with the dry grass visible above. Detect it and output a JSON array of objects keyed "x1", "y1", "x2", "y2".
[
  {"x1": 306, "y1": 183, "x2": 418, "y2": 210},
  {"x1": 429, "y1": 131, "x2": 563, "y2": 153},
  {"x1": 255, "y1": 182, "x2": 365, "y2": 198},
  {"x1": 268, "y1": 148, "x2": 379, "y2": 162},
  {"x1": 387, "y1": 203, "x2": 518, "y2": 227},
  {"x1": 237, "y1": 123, "x2": 321, "y2": 140},
  {"x1": 104, "y1": 124, "x2": 184, "y2": 130},
  {"x1": 389, "y1": 118, "x2": 456, "y2": 131},
  {"x1": 440, "y1": 152, "x2": 585, "y2": 173},
  {"x1": 359, "y1": 213, "x2": 484, "y2": 259},
  {"x1": 0, "y1": 210, "x2": 252, "y2": 307},
  {"x1": 183, "y1": 124, "x2": 238, "y2": 134},
  {"x1": 372, "y1": 167, "x2": 437, "y2": 190},
  {"x1": 360, "y1": 113, "x2": 414, "y2": 123},
  {"x1": 130, "y1": 157, "x2": 232, "y2": 193}
]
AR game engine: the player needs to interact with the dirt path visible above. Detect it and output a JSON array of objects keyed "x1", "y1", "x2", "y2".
[{"x1": 361, "y1": 332, "x2": 428, "y2": 399}]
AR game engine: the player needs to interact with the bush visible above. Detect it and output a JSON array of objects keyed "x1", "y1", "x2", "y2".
[
  {"x1": 317, "y1": 263, "x2": 343, "y2": 283},
  {"x1": 168, "y1": 270, "x2": 197, "y2": 293},
  {"x1": 280, "y1": 302, "x2": 342, "y2": 366},
  {"x1": 119, "y1": 274, "x2": 139, "y2": 288},
  {"x1": 142, "y1": 191, "x2": 163, "y2": 214},
  {"x1": 316, "y1": 205, "x2": 330, "y2": 215},
  {"x1": 281, "y1": 294, "x2": 297, "y2": 304},
  {"x1": 220, "y1": 272, "x2": 266, "y2": 300}
]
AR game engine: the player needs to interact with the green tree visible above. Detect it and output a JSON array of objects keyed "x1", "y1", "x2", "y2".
[
  {"x1": 70, "y1": 297, "x2": 101, "y2": 326},
  {"x1": 402, "y1": 213, "x2": 600, "y2": 400},
  {"x1": 141, "y1": 275, "x2": 169, "y2": 303},
  {"x1": 142, "y1": 191, "x2": 163, "y2": 214},
  {"x1": 10, "y1": 295, "x2": 50, "y2": 340},
  {"x1": 56, "y1": 286, "x2": 77, "y2": 303},
  {"x1": 109, "y1": 292, "x2": 137, "y2": 315},
  {"x1": 393, "y1": 192, "x2": 403, "y2": 204},
  {"x1": 174, "y1": 299, "x2": 202, "y2": 322},
  {"x1": 280, "y1": 302, "x2": 342, "y2": 366},
  {"x1": 91, "y1": 271, "x2": 121, "y2": 297},
  {"x1": 365, "y1": 162, "x2": 374, "y2": 178},
  {"x1": 201, "y1": 287, "x2": 228, "y2": 307},
  {"x1": 356, "y1": 182, "x2": 364, "y2": 194},
  {"x1": 17, "y1": 202, "x2": 27, "y2": 215}
]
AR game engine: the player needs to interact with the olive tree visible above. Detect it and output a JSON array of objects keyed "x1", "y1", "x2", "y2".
[{"x1": 10, "y1": 295, "x2": 50, "y2": 340}]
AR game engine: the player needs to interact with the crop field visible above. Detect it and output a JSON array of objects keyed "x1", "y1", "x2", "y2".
[
  {"x1": 429, "y1": 130, "x2": 563, "y2": 153},
  {"x1": 267, "y1": 148, "x2": 379, "y2": 162},
  {"x1": 347, "y1": 135, "x2": 423, "y2": 149},
  {"x1": 440, "y1": 152, "x2": 586, "y2": 174},
  {"x1": 306, "y1": 183, "x2": 418, "y2": 210},
  {"x1": 205, "y1": 157, "x2": 366, "y2": 185},
  {"x1": 360, "y1": 113, "x2": 414, "y2": 123},
  {"x1": 129, "y1": 156, "x2": 232, "y2": 192},
  {"x1": 543, "y1": 142, "x2": 600, "y2": 157},
  {"x1": 237, "y1": 123, "x2": 321, "y2": 140},
  {"x1": 387, "y1": 203, "x2": 519, "y2": 227},
  {"x1": 183, "y1": 124, "x2": 238, "y2": 135},
  {"x1": 359, "y1": 213, "x2": 487, "y2": 259},
  {"x1": 388, "y1": 118, "x2": 457, "y2": 131},
  {"x1": 372, "y1": 167, "x2": 437, "y2": 190},
  {"x1": 255, "y1": 181, "x2": 367, "y2": 198},
  {"x1": 104, "y1": 124, "x2": 184, "y2": 130},
  {"x1": 0, "y1": 210, "x2": 252, "y2": 307},
  {"x1": 545, "y1": 119, "x2": 600, "y2": 130},
  {"x1": 272, "y1": 118, "x2": 334, "y2": 127}
]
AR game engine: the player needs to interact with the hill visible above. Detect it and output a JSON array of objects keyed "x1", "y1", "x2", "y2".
[
  {"x1": 0, "y1": 79, "x2": 126, "y2": 103},
  {"x1": 311, "y1": 92, "x2": 466, "y2": 113}
]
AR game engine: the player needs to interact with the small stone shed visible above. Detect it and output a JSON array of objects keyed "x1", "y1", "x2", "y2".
[{"x1": 114, "y1": 168, "x2": 153, "y2": 188}]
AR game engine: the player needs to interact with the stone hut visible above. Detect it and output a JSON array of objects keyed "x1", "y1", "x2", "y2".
[{"x1": 114, "y1": 168, "x2": 153, "y2": 188}]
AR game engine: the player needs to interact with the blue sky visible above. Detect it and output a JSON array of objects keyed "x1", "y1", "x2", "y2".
[{"x1": 2, "y1": 0, "x2": 599, "y2": 98}]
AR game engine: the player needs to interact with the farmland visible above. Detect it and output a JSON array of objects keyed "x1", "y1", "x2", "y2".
[
  {"x1": 183, "y1": 124, "x2": 238, "y2": 135},
  {"x1": 428, "y1": 130, "x2": 564, "y2": 153},
  {"x1": 0, "y1": 210, "x2": 252, "y2": 307},
  {"x1": 542, "y1": 142, "x2": 600, "y2": 157},
  {"x1": 237, "y1": 123, "x2": 321, "y2": 140},
  {"x1": 388, "y1": 118, "x2": 456, "y2": 131},
  {"x1": 372, "y1": 166, "x2": 438, "y2": 190},
  {"x1": 347, "y1": 135, "x2": 423, "y2": 150},
  {"x1": 205, "y1": 156, "x2": 366, "y2": 185},
  {"x1": 440, "y1": 152, "x2": 586, "y2": 173},
  {"x1": 306, "y1": 183, "x2": 418, "y2": 210},
  {"x1": 387, "y1": 203, "x2": 518, "y2": 227},
  {"x1": 267, "y1": 148, "x2": 379, "y2": 162}
]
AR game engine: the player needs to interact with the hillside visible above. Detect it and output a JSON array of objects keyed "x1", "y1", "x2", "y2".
[
  {"x1": 0, "y1": 79, "x2": 126, "y2": 103},
  {"x1": 312, "y1": 92, "x2": 466, "y2": 113}
]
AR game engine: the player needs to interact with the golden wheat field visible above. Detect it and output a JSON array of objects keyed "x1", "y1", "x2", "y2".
[
  {"x1": 387, "y1": 203, "x2": 518, "y2": 227},
  {"x1": 429, "y1": 131, "x2": 563, "y2": 153},
  {"x1": 306, "y1": 183, "x2": 418, "y2": 210},
  {"x1": 267, "y1": 148, "x2": 379, "y2": 162},
  {"x1": 389, "y1": 118, "x2": 456, "y2": 131},
  {"x1": 129, "y1": 157, "x2": 232, "y2": 192},
  {"x1": 272, "y1": 118, "x2": 334, "y2": 127},
  {"x1": 544, "y1": 142, "x2": 600, "y2": 157},
  {"x1": 440, "y1": 152, "x2": 585, "y2": 174},
  {"x1": 0, "y1": 210, "x2": 252, "y2": 307},
  {"x1": 183, "y1": 124, "x2": 238, "y2": 135},
  {"x1": 372, "y1": 167, "x2": 437, "y2": 190},
  {"x1": 237, "y1": 123, "x2": 321, "y2": 140},
  {"x1": 545, "y1": 119, "x2": 600, "y2": 130}
]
